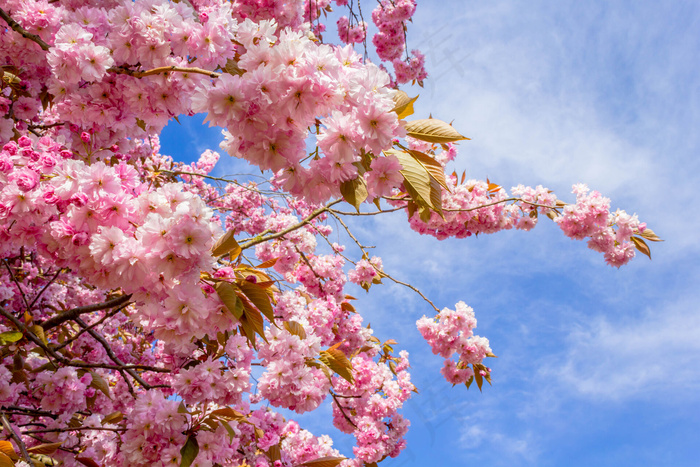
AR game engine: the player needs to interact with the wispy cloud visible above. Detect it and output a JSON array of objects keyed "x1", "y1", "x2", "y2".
[{"x1": 541, "y1": 293, "x2": 700, "y2": 400}]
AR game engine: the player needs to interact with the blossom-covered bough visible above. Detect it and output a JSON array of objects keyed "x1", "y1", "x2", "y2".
[{"x1": 0, "y1": 1, "x2": 660, "y2": 466}]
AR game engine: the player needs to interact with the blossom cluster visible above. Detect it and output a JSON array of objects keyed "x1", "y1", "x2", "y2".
[{"x1": 417, "y1": 302, "x2": 492, "y2": 385}]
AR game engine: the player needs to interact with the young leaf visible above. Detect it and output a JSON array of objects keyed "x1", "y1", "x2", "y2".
[
  {"x1": 631, "y1": 236, "x2": 652, "y2": 259},
  {"x1": 0, "y1": 452, "x2": 13, "y2": 467},
  {"x1": 639, "y1": 227, "x2": 663, "y2": 242},
  {"x1": 405, "y1": 118, "x2": 469, "y2": 143},
  {"x1": 27, "y1": 442, "x2": 62, "y2": 455},
  {"x1": 211, "y1": 407, "x2": 247, "y2": 421},
  {"x1": 179, "y1": 435, "x2": 199, "y2": 467},
  {"x1": 390, "y1": 150, "x2": 443, "y2": 217},
  {"x1": 297, "y1": 456, "x2": 347, "y2": 467},
  {"x1": 238, "y1": 280, "x2": 275, "y2": 323},
  {"x1": 406, "y1": 149, "x2": 451, "y2": 192},
  {"x1": 319, "y1": 345, "x2": 354, "y2": 384},
  {"x1": 284, "y1": 321, "x2": 307, "y2": 339},
  {"x1": 340, "y1": 177, "x2": 369, "y2": 212},
  {"x1": 391, "y1": 91, "x2": 419, "y2": 119},
  {"x1": 89, "y1": 371, "x2": 111, "y2": 399},
  {"x1": 0, "y1": 441, "x2": 18, "y2": 462},
  {"x1": 211, "y1": 230, "x2": 242, "y2": 259},
  {"x1": 75, "y1": 457, "x2": 102, "y2": 467},
  {"x1": 101, "y1": 411, "x2": 123, "y2": 425},
  {"x1": 214, "y1": 281, "x2": 244, "y2": 320}
]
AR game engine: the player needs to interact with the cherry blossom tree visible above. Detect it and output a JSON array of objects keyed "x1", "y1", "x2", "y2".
[{"x1": 0, "y1": 1, "x2": 660, "y2": 466}]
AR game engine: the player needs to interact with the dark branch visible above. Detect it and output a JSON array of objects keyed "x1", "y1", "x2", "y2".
[
  {"x1": 0, "y1": 8, "x2": 50, "y2": 51},
  {"x1": 41, "y1": 294, "x2": 132, "y2": 330}
]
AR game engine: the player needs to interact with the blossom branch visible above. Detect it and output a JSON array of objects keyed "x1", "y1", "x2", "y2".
[
  {"x1": 239, "y1": 199, "x2": 343, "y2": 250},
  {"x1": 107, "y1": 65, "x2": 221, "y2": 79},
  {"x1": 21, "y1": 426, "x2": 126, "y2": 434},
  {"x1": 0, "y1": 8, "x2": 50, "y2": 51}
]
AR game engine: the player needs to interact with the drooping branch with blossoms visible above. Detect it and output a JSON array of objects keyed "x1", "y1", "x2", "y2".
[{"x1": 0, "y1": 0, "x2": 660, "y2": 466}]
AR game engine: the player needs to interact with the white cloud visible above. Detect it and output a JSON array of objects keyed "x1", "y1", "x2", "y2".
[{"x1": 541, "y1": 295, "x2": 700, "y2": 400}]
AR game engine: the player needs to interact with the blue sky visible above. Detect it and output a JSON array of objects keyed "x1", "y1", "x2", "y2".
[{"x1": 161, "y1": 1, "x2": 700, "y2": 465}]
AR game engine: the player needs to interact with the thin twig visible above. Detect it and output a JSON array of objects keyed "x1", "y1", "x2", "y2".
[
  {"x1": 29, "y1": 268, "x2": 63, "y2": 310},
  {"x1": 239, "y1": 199, "x2": 342, "y2": 250},
  {"x1": 22, "y1": 426, "x2": 126, "y2": 434},
  {"x1": 52, "y1": 305, "x2": 126, "y2": 351},
  {"x1": 2, "y1": 259, "x2": 30, "y2": 312},
  {"x1": 330, "y1": 392, "x2": 357, "y2": 429},
  {"x1": 74, "y1": 315, "x2": 165, "y2": 390}
]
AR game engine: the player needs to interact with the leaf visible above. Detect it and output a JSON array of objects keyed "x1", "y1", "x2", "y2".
[
  {"x1": 319, "y1": 344, "x2": 354, "y2": 384},
  {"x1": 297, "y1": 457, "x2": 347, "y2": 467},
  {"x1": 0, "y1": 441, "x2": 18, "y2": 461},
  {"x1": 223, "y1": 58, "x2": 245, "y2": 76},
  {"x1": 266, "y1": 444, "x2": 281, "y2": 462},
  {"x1": 214, "y1": 281, "x2": 244, "y2": 320},
  {"x1": 284, "y1": 321, "x2": 307, "y2": 339},
  {"x1": 406, "y1": 149, "x2": 451, "y2": 192},
  {"x1": 390, "y1": 150, "x2": 443, "y2": 218},
  {"x1": 631, "y1": 236, "x2": 652, "y2": 259},
  {"x1": 340, "y1": 177, "x2": 368, "y2": 212},
  {"x1": 30, "y1": 325, "x2": 47, "y2": 345},
  {"x1": 404, "y1": 118, "x2": 469, "y2": 143},
  {"x1": 211, "y1": 407, "x2": 247, "y2": 421},
  {"x1": 256, "y1": 257, "x2": 279, "y2": 269},
  {"x1": 27, "y1": 442, "x2": 62, "y2": 455},
  {"x1": 238, "y1": 293, "x2": 266, "y2": 340},
  {"x1": 639, "y1": 227, "x2": 663, "y2": 242},
  {"x1": 76, "y1": 457, "x2": 102, "y2": 467},
  {"x1": 101, "y1": 411, "x2": 123, "y2": 425},
  {"x1": 391, "y1": 91, "x2": 418, "y2": 119},
  {"x1": 179, "y1": 435, "x2": 199, "y2": 467},
  {"x1": 0, "y1": 331, "x2": 23, "y2": 345},
  {"x1": 0, "y1": 452, "x2": 13, "y2": 467},
  {"x1": 238, "y1": 280, "x2": 275, "y2": 323},
  {"x1": 211, "y1": 230, "x2": 242, "y2": 259},
  {"x1": 89, "y1": 371, "x2": 111, "y2": 399}
]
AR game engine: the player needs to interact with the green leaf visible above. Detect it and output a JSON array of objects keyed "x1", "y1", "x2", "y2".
[
  {"x1": 211, "y1": 230, "x2": 242, "y2": 259},
  {"x1": 405, "y1": 118, "x2": 469, "y2": 143},
  {"x1": 392, "y1": 91, "x2": 419, "y2": 119},
  {"x1": 0, "y1": 331, "x2": 22, "y2": 345},
  {"x1": 340, "y1": 177, "x2": 368, "y2": 212},
  {"x1": 179, "y1": 435, "x2": 199, "y2": 467},
  {"x1": 214, "y1": 281, "x2": 244, "y2": 319}
]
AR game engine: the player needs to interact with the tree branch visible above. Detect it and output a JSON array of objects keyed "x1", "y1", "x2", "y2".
[
  {"x1": 108, "y1": 65, "x2": 220, "y2": 79},
  {"x1": 41, "y1": 294, "x2": 132, "y2": 331},
  {"x1": 1, "y1": 411, "x2": 32, "y2": 464},
  {"x1": 0, "y1": 7, "x2": 50, "y2": 51}
]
